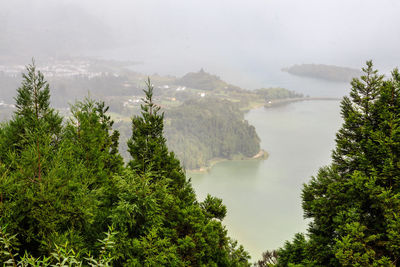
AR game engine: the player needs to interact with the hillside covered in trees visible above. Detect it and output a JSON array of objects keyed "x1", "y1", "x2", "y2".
[
  {"x1": 1, "y1": 60, "x2": 301, "y2": 170},
  {"x1": 258, "y1": 62, "x2": 400, "y2": 266},
  {"x1": 0, "y1": 63, "x2": 251, "y2": 266},
  {"x1": 165, "y1": 98, "x2": 261, "y2": 170},
  {"x1": 176, "y1": 68, "x2": 236, "y2": 91}
]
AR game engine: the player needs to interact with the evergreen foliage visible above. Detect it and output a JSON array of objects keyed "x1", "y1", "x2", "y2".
[
  {"x1": 276, "y1": 61, "x2": 400, "y2": 266},
  {"x1": 127, "y1": 78, "x2": 184, "y2": 186},
  {"x1": 123, "y1": 78, "x2": 250, "y2": 265},
  {"x1": 0, "y1": 65, "x2": 250, "y2": 265}
]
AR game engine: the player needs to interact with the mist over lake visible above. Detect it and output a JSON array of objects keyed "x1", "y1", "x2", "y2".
[
  {"x1": 191, "y1": 99, "x2": 343, "y2": 259},
  {"x1": 2, "y1": 0, "x2": 400, "y2": 265}
]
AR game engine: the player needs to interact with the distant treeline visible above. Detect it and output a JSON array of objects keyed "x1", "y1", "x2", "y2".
[
  {"x1": 282, "y1": 63, "x2": 363, "y2": 82},
  {"x1": 255, "y1": 87, "x2": 303, "y2": 100}
]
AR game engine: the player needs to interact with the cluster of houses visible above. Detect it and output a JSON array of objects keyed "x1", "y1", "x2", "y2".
[
  {"x1": 0, "y1": 59, "x2": 117, "y2": 79},
  {"x1": 175, "y1": 86, "x2": 186, "y2": 91},
  {"x1": 123, "y1": 97, "x2": 142, "y2": 108}
]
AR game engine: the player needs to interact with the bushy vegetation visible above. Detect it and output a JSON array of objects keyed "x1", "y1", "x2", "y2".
[
  {"x1": 270, "y1": 61, "x2": 400, "y2": 266},
  {"x1": 0, "y1": 62, "x2": 250, "y2": 266}
]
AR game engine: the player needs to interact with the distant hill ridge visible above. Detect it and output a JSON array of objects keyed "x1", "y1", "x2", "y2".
[
  {"x1": 282, "y1": 63, "x2": 363, "y2": 82},
  {"x1": 176, "y1": 68, "x2": 230, "y2": 90}
]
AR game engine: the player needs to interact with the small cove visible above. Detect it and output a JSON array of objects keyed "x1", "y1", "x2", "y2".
[{"x1": 190, "y1": 100, "x2": 343, "y2": 259}]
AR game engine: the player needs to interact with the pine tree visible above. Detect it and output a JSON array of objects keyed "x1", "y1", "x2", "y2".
[
  {"x1": 127, "y1": 78, "x2": 184, "y2": 188},
  {"x1": 121, "y1": 78, "x2": 250, "y2": 266},
  {"x1": 0, "y1": 60, "x2": 62, "y2": 177},
  {"x1": 332, "y1": 60, "x2": 385, "y2": 176},
  {"x1": 0, "y1": 60, "x2": 65, "y2": 257},
  {"x1": 278, "y1": 62, "x2": 400, "y2": 266}
]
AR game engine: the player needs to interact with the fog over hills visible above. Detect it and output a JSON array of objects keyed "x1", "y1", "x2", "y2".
[
  {"x1": 1, "y1": 0, "x2": 399, "y2": 89},
  {"x1": 2, "y1": 1, "x2": 400, "y2": 264},
  {"x1": 0, "y1": 1, "x2": 115, "y2": 62}
]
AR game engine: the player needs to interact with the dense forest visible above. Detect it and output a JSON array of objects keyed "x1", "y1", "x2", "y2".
[
  {"x1": 257, "y1": 61, "x2": 400, "y2": 266},
  {"x1": 0, "y1": 63, "x2": 251, "y2": 266},
  {"x1": 165, "y1": 98, "x2": 261, "y2": 170},
  {"x1": 282, "y1": 64, "x2": 363, "y2": 83}
]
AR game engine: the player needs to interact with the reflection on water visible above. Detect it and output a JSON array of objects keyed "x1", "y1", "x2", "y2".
[{"x1": 190, "y1": 100, "x2": 343, "y2": 260}]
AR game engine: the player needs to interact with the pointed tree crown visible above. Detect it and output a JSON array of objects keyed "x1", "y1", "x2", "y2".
[{"x1": 127, "y1": 78, "x2": 185, "y2": 188}]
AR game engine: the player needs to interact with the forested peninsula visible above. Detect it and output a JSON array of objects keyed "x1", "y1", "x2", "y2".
[{"x1": 0, "y1": 58, "x2": 301, "y2": 171}]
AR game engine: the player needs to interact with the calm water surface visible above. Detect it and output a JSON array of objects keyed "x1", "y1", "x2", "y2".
[{"x1": 190, "y1": 100, "x2": 343, "y2": 260}]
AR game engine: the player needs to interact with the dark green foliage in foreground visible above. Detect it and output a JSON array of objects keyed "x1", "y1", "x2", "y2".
[
  {"x1": 0, "y1": 63, "x2": 250, "y2": 265},
  {"x1": 276, "y1": 61, "x2": 400, "y2": 266},
  {"x1": 127, "y1": 78, "x2": 185, "y2": 189},
  {"x1": 165, "y1": 98, "x2": 260, "y2": 169},
  {"x1": 123, "y1": 78, "x2": 249, "y2": 265}
]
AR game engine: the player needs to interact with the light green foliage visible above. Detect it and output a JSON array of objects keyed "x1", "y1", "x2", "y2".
[
  {"x1": 0, "y1": 225, "x2": 116, "y2": 266},
  {"x1": 274, "y1": 61, "x2": 400, "y2": 266}
]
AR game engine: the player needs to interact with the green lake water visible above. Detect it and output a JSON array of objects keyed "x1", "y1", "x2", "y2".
[{"x1": 189, "y1": 100, "x2": 343, "y2": 260}]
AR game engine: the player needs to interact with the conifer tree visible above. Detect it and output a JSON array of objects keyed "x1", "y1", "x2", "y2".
[
  {"x1": 276, "y1": 62, "x2": 400, "y2": 266},
  {"x1": 0, "y1": 60, "x2": 65, "y2": 257},
  {"x1": 332, "y1": 60, "x2": 385, "y2": 176},
  {"x1": 121, "y1": 78, "x2": 250, "y2": 266},
  {"x1": 0, "y1": 60, "x2": 62, "y2": 177},
  {"x1": 127, "y1": 78, "x2": 184, "y2": 188}
]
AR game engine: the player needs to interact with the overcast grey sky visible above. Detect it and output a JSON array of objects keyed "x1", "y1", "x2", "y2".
[{"x1": 1, "y1": 0, "x2": 399, "y2": 87}]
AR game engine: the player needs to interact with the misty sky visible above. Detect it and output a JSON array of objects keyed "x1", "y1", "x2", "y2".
[{"x1": 1, "y1": 0, "x2": 399, "y2": 88}]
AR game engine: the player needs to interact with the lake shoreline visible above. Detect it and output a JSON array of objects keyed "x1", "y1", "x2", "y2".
[
  {"x1": 264, "y1": 97, "x2": 340, "y2": 108},
  {"x1": 187, "y1": 97, "x2": 340, "y2": 174},
  {"x1": 187, "y1": 149, "x2": 268, "y2": 174}
]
